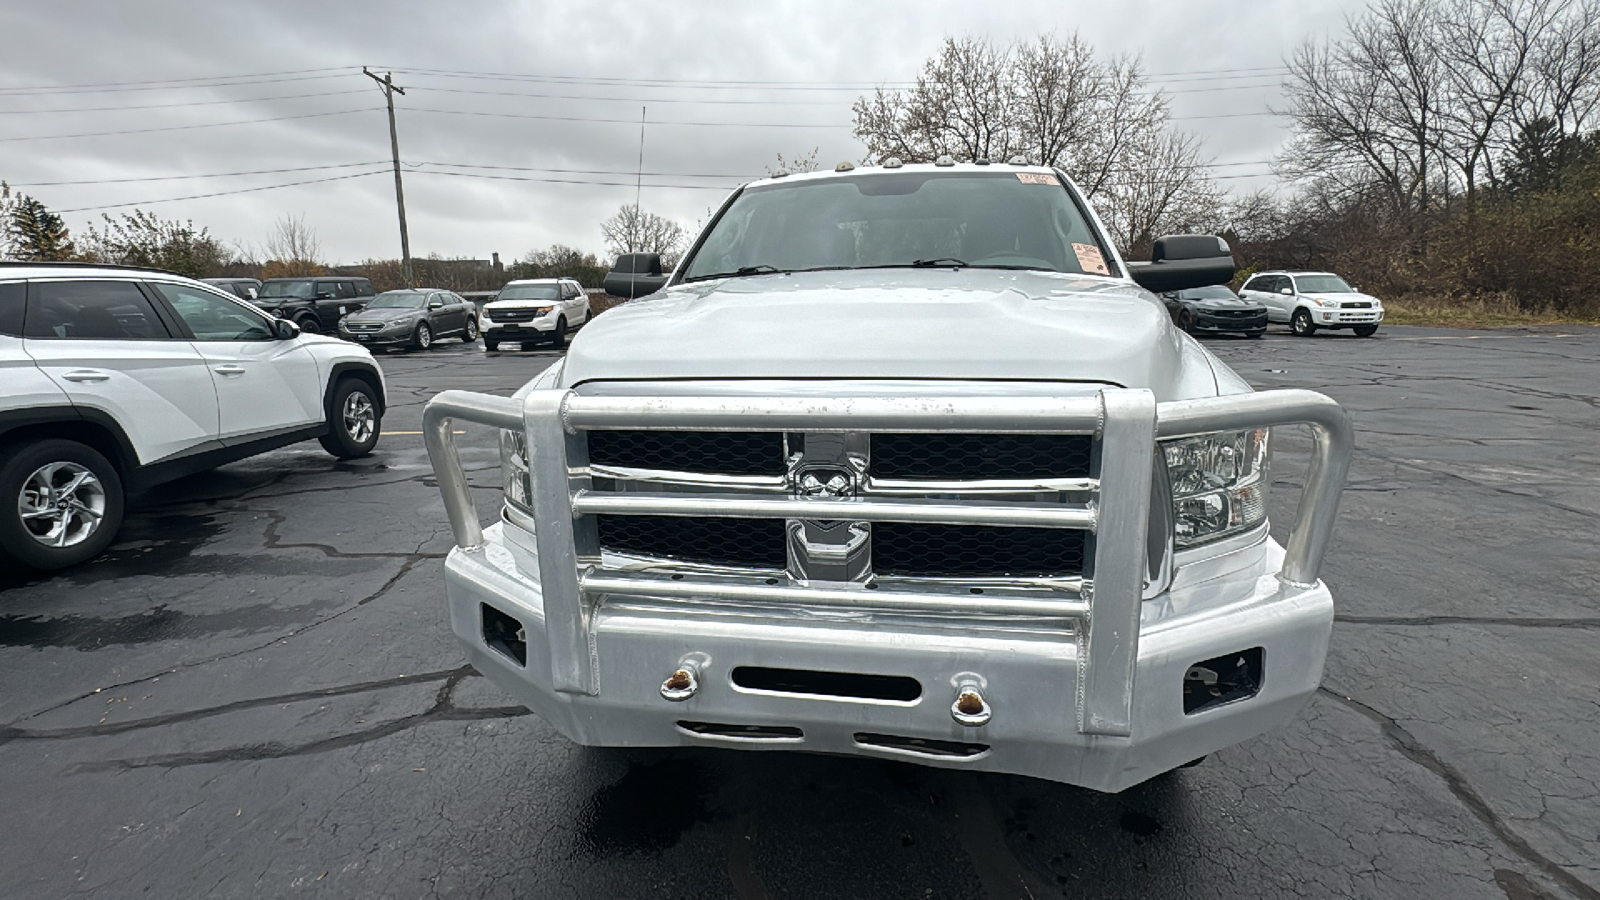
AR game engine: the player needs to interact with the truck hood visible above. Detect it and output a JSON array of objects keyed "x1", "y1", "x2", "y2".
[{"x1": 559, "y1": 269, "x2": 1226, "y2": 401}]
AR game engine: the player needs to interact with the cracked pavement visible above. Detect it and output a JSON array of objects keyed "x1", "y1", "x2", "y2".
[{"x1": 1, "y1": 327, "x2": 1597, "y2": 898}]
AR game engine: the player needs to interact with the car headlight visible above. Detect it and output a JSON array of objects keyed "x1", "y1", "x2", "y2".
[
  {"x1": 501, "y1": 427, "x2": 533, "y2": 515},
  {"x1": 1162, "y1": 428, "x2": 1270, "y2": 548}
]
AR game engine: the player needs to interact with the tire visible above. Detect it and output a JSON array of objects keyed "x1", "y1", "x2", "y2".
[
  {"x1": 412, "y1": 322, "x2": 433, "y2": 351},
  {"x1": 1176, "y1": 309, "x2": 1195, "y2": 333},
  {"x1": 318, "y1": 378, "x2": 382, "y2": 459},
  {"x1": 1246, "y1": 329, "x2": 1266, "y2": 339},
  {"x1": 483, "y1": 336, "x2": 499, "y2": 352},
  {"x1": 1290, "y1": 308, "x2": 1318, "y2": 337},
  {"x1": 463, "y1": 318, "x2": 479, "y2": 342},
  {"x1": 1353, "y1": 325, "x2": 1379, "y2": 337},
  {"x1": 0, "y1": 439, "x2": 125, "y2": 571},
  {"x1": 549, "y1": 317, "x2": 567, "y2": 350},
  {"x1": 296, "y1": 315, "x2": 322, "y2": 335}
]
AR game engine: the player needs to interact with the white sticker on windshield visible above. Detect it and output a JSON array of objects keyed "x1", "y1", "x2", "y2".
[
  {"x1": 1072, "y1": 243, "x2": 1109, "y2": 276},
  {"x1": 1016, "y1": 172, "x2": 1060, "y2": 185}
]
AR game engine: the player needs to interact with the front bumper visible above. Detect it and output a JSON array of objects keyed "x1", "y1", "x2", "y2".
[
  {"x1": 340, "y1": 327, "x2": 413, "y2": 345},
  {"x1": 1190, "y1": 309, "x2": 1268, "y2": 332},
  {"x1": 1315, "y1": 308, "x2": 1384, "y2": 326},
  {"x1": 446, "y1": 524, "x2": 1332, "y2": 793}
]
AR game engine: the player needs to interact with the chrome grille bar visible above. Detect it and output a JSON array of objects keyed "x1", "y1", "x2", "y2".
[
  {"x1": 581, "y1": 572, "x2": 1089, "y2": 618},
  {"x1": 571, "y1": 491, "x2": 1097, "y2": 530},
  {"x1": 563, "y1": 395, "x2": 1102, "y2": 434}
]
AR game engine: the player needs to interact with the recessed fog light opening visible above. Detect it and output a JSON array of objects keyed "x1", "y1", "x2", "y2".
[
  {"x1": 854, "y1": 733, "x2": 990, "y2": 758},
  {"x1": 731, "y1": 666, "x2": 922, "y2": 703},
  {"x1": 480, "y1": 603, "x2": 527, "y2": 666},
  {"x1": 676, "y1": 721, "x2": 804, "y2": 742},
  {"x1": 1183, "y1": 647, "x2": 1263, "y2": 715}
]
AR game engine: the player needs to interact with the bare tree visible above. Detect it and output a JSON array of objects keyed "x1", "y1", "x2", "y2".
[
  {"x1": 601, "y1": 204, "x2": 687, "y2": 265},
  {"x1": 853, "y1": 33, "x2": 1218, "y2": 254},
  {"x1": 767, "y1": 149, "x2": 822, "y2": 175},
  {"x1": 262, "y1": 214, "x2": 323, "y2": 275},
  {"x1": 0, "y1": 182, "x2": 19, "y2": 260}
]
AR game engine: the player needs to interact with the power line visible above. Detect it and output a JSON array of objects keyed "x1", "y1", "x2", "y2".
[
  {"x1": 0, "y1": 72, "x2": 357, "y2": 97},
  {"x1": 0, "y1": 90, "x2": 372, "y2": 115},
  {"x1": 407, "y1": 170, "x2": 737, "y2": 191},
  {"x1": 10, "y1": 161, "x2": 390, "y2": 187},
  {"x1": 0, "y1": 107, "x2": 380, "y2": 142},
  {"x1": 403, "y1": 105, "x2": 849, "y2": 129},
  {"x1": 0, "y1": 66, "x2": 354, "y2": 93},
  {"x1": 412, "y1": 161, "x2": 760, "y2": 179},
  {"x1": 56, "y1": 169, "x2": 391, "y2": 213}
]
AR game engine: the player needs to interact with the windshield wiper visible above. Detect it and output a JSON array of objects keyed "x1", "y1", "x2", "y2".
[
  {"x1": 910, "y1": 257, "x2": 968, "y2": 268},
  {"x1": 682, "y1": 264, "x2": 787, "y2": 283}
]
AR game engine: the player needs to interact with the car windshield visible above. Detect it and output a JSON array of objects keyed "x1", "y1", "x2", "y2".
[
  {"x1": 366, "y1": 291, "x2": 427, "y2": 309},
  {"x1": 1183, "y1": 286, "x2": 1239, "y2": 300},
  {"x1": 259, "y1": 281, "x2": 314, "y2": 298},
  {"x1": 1295, "y1": 274, "x2": 1355, "y2": 293},
  {"x1": 497, "y1": 284, "x2": 560, "y2": 301},
  {"x1": 680, "y1": 171, "x2": 1114, "y2": 282}
]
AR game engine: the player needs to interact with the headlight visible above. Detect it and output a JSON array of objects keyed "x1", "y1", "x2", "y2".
[
  {"x1": 383, "y1": 318, "x2": 410, "y2": 331},
  {"x1": 1162, "y1": 428, "x2": 1270, "y2": 548},
  {"x1": 501, "y1": 427, "x2": 533, "y2": 515}
]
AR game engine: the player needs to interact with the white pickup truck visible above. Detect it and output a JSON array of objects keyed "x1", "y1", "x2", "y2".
[{"x1": 423, "y1": 162, "x2": 1353, "y2": 792}]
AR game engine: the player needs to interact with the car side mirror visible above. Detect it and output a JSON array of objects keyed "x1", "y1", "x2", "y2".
[
  {"x1": 603, "y1": 252, "x2": 669, "y2": 299},
  {"x1": 429, "y1": 300, "x2": 443, "y2": 309},
  {"x1": 272, "y1": 318, "x2": 301, "y2": 340},
  {"x1": 1126, "y1": 235, "x2": 1236, "y2": 294},
  {"x1": 1279, "y1": 287, "x2": 1294, "y2": 296}
]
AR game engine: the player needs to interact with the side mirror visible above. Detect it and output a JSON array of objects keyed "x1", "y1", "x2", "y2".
[
  {"x1": 603, "y1": 252, "x2": 669, "y2": 299},
  {"x1": 1126, "y1": 235, "x2": 1236, "y2": 294},
  {"x1": 1279, "y1": 287, "x2": 1294, "y2": 296},
  {"x1": 272, "y1": 318, "x2": 301, "y2": 340},
  {"x1": 429, "y1": 299, "x2": 443, "y2": 309}
]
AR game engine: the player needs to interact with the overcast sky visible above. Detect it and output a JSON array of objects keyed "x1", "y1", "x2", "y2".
[{"x1": 0, "y1": 0, "x2": 1364, "y2": 264}]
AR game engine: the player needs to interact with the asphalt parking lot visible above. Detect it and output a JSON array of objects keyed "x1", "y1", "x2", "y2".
[{"x1": 2, "y1": 325, "x2": 1597, "y2": 899}]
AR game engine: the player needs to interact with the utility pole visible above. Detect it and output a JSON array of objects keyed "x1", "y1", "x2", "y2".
[
  {"x1": 364, "y1": 67, "x2": 412, "y2": 287},
  {"x1": 635, "y1": 106, "x2": 647, "y2": 212}
]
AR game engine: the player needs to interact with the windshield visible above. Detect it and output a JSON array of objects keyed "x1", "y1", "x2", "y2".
[
  {"x1": 367, "y1": 291, "x2": 427, "y2": 309},
  {"x1": 1294, "y1": 274, "x2": 1354, "y2": 293},
  {"x1": 497, "y1": 284, "x2": 560, "y2": 301},
  {"x1": 1182, "y1": 285, "x2": 1239, "y2": 300},
  {"x1": 259, "y1": 281, "x2": 313, "y2": 299},
  {"x1": 680, "y1": 171, "x2": 1114, "y2": 282}
]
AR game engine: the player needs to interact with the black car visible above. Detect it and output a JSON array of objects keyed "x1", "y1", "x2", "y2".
[
  {"x1": 201, "y1": 277, "x2": 262, "y2": 301},
  {"x1": 1160, "y1": 285, "x2": 1268, "y2": 337},
  {"x1": 258, "y1": 276, "x2": 374, "y2": 333},
  {"x1": 336, "y1": 288, "x2": 479, "y2": 350}
]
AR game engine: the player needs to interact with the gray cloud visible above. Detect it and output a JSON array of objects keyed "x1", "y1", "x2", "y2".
[{"x1": 0, "y1": 0, "x2": 1364, "y2": 263}]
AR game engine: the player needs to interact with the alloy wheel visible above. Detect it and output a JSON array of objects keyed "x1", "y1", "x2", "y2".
[
  {"x1": 17, "y1": 461, "x2": 106, "y2": 548},
  {"x1": 343, "y1": 391, "x2": 376, "y2": 444}
]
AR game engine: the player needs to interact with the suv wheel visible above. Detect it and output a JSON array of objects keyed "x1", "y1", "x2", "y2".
[
  {"x1": 0, "y1": 439, "x2": 125, "y2": 571},
  {"x1": 296, "y1": 314, "x2": 322, "y2": 335},
  {"x1": 549, "y1": 317, "x2": 567, "y2": 350},
  {"x1": 463, "y1": 318, "x2": 479, "y2": 342},
  {"x1": 1354, "y1": 325, "x2": 1379, "y2": 337},
  {"x1": 319, "y1": 378, "x2": 382, "y2": 459},
  {"x1": 413, "y1": 322, "x2": 433, "y2": 351},
  {"x1": 483, "y1": 335, "x2": 499, "y2": 352},
  {"x1": 1290, "y1": 308, "x2": 1318, "y2": 337}
]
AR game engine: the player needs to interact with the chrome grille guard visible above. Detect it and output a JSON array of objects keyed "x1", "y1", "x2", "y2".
[{"x1": 423, "y1": 387, "x2": 1352, "y2": 738}]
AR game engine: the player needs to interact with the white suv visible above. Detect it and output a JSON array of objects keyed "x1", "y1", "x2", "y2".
[
  {"x1": 480, "y1": 278, "x2": 589, "y2": 351},
  {"x1": 0, "y1": 264, "x2": 388, "y2": 570},
  {"x1": 1238, "y1": 271, "x2": 1384, "y2": 337}
]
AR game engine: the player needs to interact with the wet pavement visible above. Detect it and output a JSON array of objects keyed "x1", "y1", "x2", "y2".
[{"x1": 1, "y1": 326, "x2": 1597, "y2": 899}]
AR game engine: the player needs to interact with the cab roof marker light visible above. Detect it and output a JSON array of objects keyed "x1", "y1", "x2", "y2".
[
  {"x1": 835, "y1": 161, "x2": 856, "y2": 172},
  {"x1": 882, "y1": 157, "x2": 903, "y2": 169},
  {"x1": 935, "y1": 155, "x2": 956, "y2": 167},
  {"x1": 1008, "y1": 155, "x2": 1028, "y2": 165}
]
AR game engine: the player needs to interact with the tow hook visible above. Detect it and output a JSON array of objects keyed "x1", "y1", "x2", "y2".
[
  {"x1": 950, "y1": 675, "x2": 992, "y2": 727},
  {"x1": 661, "y1": 658, "x2": 704, "y2": 702}
]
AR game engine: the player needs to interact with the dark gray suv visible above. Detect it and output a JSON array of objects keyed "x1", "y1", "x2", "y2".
[{"x1": 258, "y1": 276, "x2": 374, "y2": 333}]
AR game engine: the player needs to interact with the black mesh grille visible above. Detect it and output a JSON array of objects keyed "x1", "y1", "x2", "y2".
[
  {"x1": 492, "y1": 308, "x2": 543, "y2": 323},
  {"x1": 870, "y1": 434, "x2": 1092, "y2": 480},
  {"x1": 588, "y1": 431, "x2": 784, "y2": 477},
  {"x1": 872, "y1": 523, "x2": 1085, "y2": 578},
  {"x1": 597, "y1": 515, "x2": 787, "y2": 569}
]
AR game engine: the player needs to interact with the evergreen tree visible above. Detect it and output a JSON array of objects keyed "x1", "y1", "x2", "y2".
[{"x1": 8, "y1": 195, "x2": 75, "y2": 261}]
